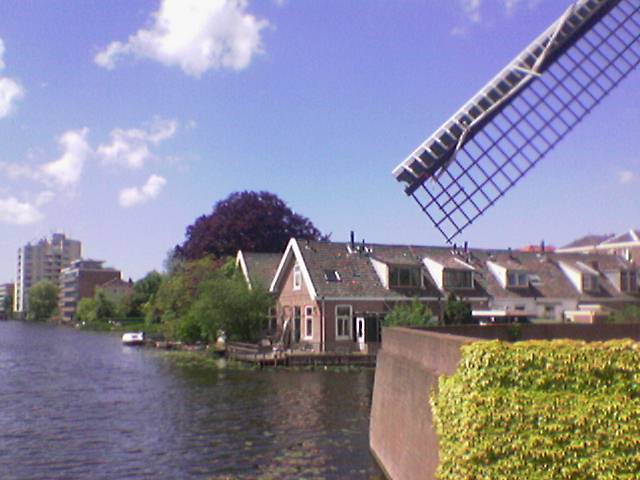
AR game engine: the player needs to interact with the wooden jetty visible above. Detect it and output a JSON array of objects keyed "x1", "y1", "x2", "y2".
[{"x1": 226, "y1": 342, "x2": 376, "y2": 367}]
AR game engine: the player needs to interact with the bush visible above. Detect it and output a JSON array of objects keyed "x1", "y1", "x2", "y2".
[
  {"x1": 383, "y1": 298, "x2": 436, "y2": 327},
  {"x1": 431, "y1": 340, "x2": 640, "y2": 479},
  {"x1": 443, "y1": 293, "x2": 472, "y2": 325}
]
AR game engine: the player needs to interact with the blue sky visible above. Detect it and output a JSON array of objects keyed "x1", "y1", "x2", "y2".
[{"x1": 0, "y1": 0, "x2": 638, "y2": 282}]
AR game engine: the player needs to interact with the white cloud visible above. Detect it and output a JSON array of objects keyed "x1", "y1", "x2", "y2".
[
  {"x1": 617, "y1": 170, "x2": 637, "y2": 185},
  {"x1": 34, "y1": 190, "x2": 55, "y2": 207},
  {"x1": 0, "y1": 196, "x2": 43, "y2": 225},
  {"x1": 94, "y1": 0, "x2": 268, "y2": 77},
  {"x1": 461, "y1": 0, "x2": 482, "y2": 23},
  {"x1": 97, "y1": 118, "x2": 177, "y2": 169},
  {"x1": 0, "y1": 38, "x2": 25, "y2": 118},
  {"x1": 457, "y1": 0, "x2": 535, "y2": 24},
  {"x1": 40, "y1": 128, "x2": 92, "y2": 188},
  {"x1": 119, "y1": 174, "x2": 167, "y2": 207}
]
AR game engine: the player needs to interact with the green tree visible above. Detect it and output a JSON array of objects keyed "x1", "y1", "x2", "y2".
[
  {"x1": 383, "y1": 298, "x2": 436, "y2": 327},
  {"x1": 147, "y1": 256, "x2": 222, "y2": 335},
  {"x1": 2, "y1": 293, "x2": 13, "y2": 317},
  {"x1": 443, "y1": 293, "x2": 472, "y2": 325},
  {"x1": 76, "y1": 297, "x2": 98, "y2": 323},
  {"x1": 184, "y1": 275, "x2": 273, "y2": 343},
  {"x1": 27, "y1": 280, "x2": 59, "y2": 321}
]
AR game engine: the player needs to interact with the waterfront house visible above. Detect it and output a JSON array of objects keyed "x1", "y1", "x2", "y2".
[
  {"x1": 268, "y1": 239, "x2": 494, "y2": 353},
  {"x1": 261, "y1": 237, "x2": 640, "y2": 351}
]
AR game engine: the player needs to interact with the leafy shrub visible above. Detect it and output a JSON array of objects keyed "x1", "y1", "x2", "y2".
[
  {"x1": 383, "y1": 298, "x2": 436, "y2": 327},
  {"x1": 431, "y1": 340, "x2": 640, "y2": 479}
]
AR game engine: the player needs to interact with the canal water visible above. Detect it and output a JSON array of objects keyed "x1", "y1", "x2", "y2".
[{"x1": 0, "y1": 321, "x2": 384, "y2": 479}]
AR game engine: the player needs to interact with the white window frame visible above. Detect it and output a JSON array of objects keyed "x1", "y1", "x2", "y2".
[
  {"x1": 335, "y1": 305, "x2": 352, "y2": 340},
  {"x1": 304, "y1": 305, "x2": 314, "y2": 339},
  {"x1": 293, "y1": 264, "x2": 302, "y2": 291},
  {"x1": 507, "y1": 271, "x2": 529, "y2": 288}
]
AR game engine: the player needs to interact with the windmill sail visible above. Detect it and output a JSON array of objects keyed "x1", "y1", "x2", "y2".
[{"x1": 393, "y1": 0, "x2": 640, "y2": 242}]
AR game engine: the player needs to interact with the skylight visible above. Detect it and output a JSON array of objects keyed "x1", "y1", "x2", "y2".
[{"x1": 323, "y1": 270, "x2": 341, "y2": 282}]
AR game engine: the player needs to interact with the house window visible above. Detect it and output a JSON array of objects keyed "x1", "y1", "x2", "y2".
[
  {"x1": 304, "y1": 306, "x2": 313, "y2": 339},
  {"x1": 389, "y1": 267, "x2": 421, "y2": 288},
  {"x1": 582, "y1": 274, "x2": 599, "y2": 292},
  {"x1": 335, "y1": 305, "x2": 352, "y2": 340},
  {"x1": 507, "y1": 271, "x2": 528, "y2": 287},
  {"x1": 293, "y1": 264, "x2": 302, "y2": 290},
  {"x1": 543, "y1": 304, "x2": 555, "y2": 318},
  {"x1": 443, "y1": 269, "x2": 473, "y2": 289}
]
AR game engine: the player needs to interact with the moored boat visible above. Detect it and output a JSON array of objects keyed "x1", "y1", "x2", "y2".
[{"x1": 122, "y1": 332, "x2": 145, "y2": 346}]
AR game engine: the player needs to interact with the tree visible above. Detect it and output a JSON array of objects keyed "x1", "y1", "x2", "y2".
[
  {"x1": 183, "y1": 275, "x2": 273, "y2": 343},
  {"x1": 2, "y1": 293, "x2": 12, "y2": 315},
  {"x1": 383, "y1": 298, "x2": 436, "y2": 327},
  {"x1": 27, "y1": 280, "x2": 59, "y2": 321},
  {"x1": 443, "y1": 294, "x2": 473, "y2": 325},
  {"x1": 76, "y1": 291, "x2": 117, "y2": 325},
  {"x1": 175, "y1": 191, "x2": 326, "y2": 260}
]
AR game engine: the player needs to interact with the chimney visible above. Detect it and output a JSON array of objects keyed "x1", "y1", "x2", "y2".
[
  {"x1": 350, "y1": 231, "x2": 355, "y2": 251},
  {"x1": 464, "y1": 241, "x2": 468, "y2": 253},
  {"x1": 540, "y1": 240, "x2": 545, "y2": 253}
]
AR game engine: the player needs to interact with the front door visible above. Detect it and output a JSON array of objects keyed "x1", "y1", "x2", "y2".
[
  {"x1": 356, "y1": 316, "x2": 365, "y2": 351},
  {"x1": 294, "y1": 306, "x2": 301, "y2": 343}
]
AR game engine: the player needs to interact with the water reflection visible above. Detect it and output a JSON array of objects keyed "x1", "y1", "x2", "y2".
[{"x1": 0, "y1": 321, "x2": 382, "y2": 479}]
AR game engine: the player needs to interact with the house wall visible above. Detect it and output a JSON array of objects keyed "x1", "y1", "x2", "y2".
[{"x1": 275, "y1": 259, "x2": 321, "y2": 345}]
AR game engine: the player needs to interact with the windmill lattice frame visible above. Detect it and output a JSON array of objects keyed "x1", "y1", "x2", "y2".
[{"x1": 393, "y1": 0, "x2": 640, "y2": 242}]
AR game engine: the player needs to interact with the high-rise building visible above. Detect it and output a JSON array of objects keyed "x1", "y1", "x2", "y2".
[
  {"x1": 59, "y1": 259, "x2": 121, "y2": 323},
  {"x1": 14, "y1": 233, "x2": 82, "y2": 313}
]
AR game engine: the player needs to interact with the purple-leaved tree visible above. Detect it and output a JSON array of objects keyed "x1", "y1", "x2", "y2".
[{"x1": 175, "y1": 191, "x2": 327, "y2": 260}]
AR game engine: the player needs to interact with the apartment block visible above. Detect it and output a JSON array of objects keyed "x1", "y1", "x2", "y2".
[
  {"x1": 14, "y1": 233, "x2": 82, "y2": 313},
  {"x1": 58, "y1": 259, "x2": 122, "y2": 323},
  {"x1": 0, "y1": 283, "x2": 14, "y2": 318}
]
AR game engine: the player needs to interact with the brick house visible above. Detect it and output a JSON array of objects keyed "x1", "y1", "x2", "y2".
[{"x1": 268, "y1": 239, "x2": 494, "y2": 353}]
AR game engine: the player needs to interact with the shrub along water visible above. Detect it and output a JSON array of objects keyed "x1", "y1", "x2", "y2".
[{"x1": 431, "y1": 339, "x2": 640, "y2": 479}]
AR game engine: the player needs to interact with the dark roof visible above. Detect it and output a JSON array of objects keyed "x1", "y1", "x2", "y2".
[
  {"x1": 555, "y1": 253, "x2": 639, "y2": 302},
  {"x1": 242, "y1": 253, "x2": 281, "y2": 289},
  {"x1": 483, "y1": 252, "x2": 579, "y2": 300},
  {"x1": 560, "y1": 233, "x2": 613, "y2": 249},
  {"x1": 296, "y1": 241, "x2": 442, "y2": 299}
]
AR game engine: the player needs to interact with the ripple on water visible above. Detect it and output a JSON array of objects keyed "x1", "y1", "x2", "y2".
[{"x1": 0, "y1": 321, "x2": 383, "y2": 479}]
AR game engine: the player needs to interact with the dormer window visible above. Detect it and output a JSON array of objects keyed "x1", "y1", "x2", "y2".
[
  {"x1": 293, "y1": 264, "x2": 302, "y2": 290},
  {"x1": 582, "y1": 274, "x2": 599, "y2": 292},
  {"x1": 507, "y1": 271, "x2": 529, "y2": 288},
  {"x1": 389, "y1": 267, "x2": 421, "y2": 288},
  {"x1": 621, "y1": 271, "x2": 638, "y2": 293},
  {"x1": 443, "y1": 269, "x2": 473, "y2": 289}
]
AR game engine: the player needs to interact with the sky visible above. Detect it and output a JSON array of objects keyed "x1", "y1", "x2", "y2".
[{"x1": 0, "y1": 0, "x2": 638, "y2": 282}]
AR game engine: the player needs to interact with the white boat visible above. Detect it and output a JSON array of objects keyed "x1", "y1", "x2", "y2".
[{"x1": 122, "y1": 332, "x2": 145, "y2": 346}]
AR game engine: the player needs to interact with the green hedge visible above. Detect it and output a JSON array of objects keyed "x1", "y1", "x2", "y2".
[{"x1": 431, "y1": 340, "x2": 640, "y2": 479}]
